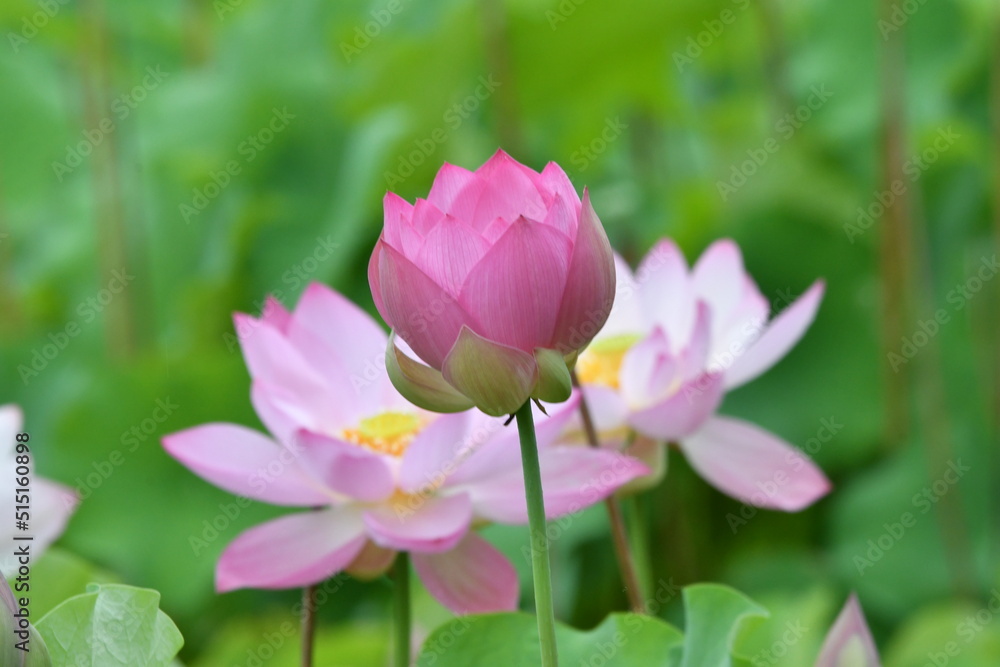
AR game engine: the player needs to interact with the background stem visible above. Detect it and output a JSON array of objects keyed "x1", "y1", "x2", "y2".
[
  {"x1": 515, "y1": 401, "x2": 559, "y2": 667},
  {"x1": 571, "y1": 373, "x2": 648, "y2": 612},
  {"x1": 394, "y1": 553, "x2": 411, "y2": 667},
  {"x1": 300, "y1": 584, "x2": 317, "y2": 667}
]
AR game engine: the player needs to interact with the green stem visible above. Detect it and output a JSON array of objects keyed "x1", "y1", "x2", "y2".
[
  {"x1": 515, "y1": 401, "x2": 559, "y2": 667},
  {"x1": 394, "y1": 553, "x2": 411, "y2": 667}
]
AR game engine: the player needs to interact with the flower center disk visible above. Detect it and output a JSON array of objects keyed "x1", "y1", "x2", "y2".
[
  {"x1": 576, "y1": 334, "x2": 641, "y2": 389},
  {"x1": 341, "y1": 411, "x2": 422, "y2": 457}
]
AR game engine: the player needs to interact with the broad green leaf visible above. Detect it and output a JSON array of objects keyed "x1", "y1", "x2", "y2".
[
  {"x1": 680, "y1": 584, "x2": 769, "y2": 667},
  {"x1": 36, "y1": 584, "x2": 183, "y2": 667},
  {"x1": 416, "y1": 612, "x2": 683, "y2": 666}
]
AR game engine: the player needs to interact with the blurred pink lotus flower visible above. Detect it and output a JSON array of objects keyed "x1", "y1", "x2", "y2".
[
  {"x1": 571, "y1": 239, "x2": 829, "y2": 511},
  {"x1": 1, "y1": 405, "x2": 77, "y2": 577},
  {"x1": 815, "y1": 594, "x2": 881, "y2": 666},
  {"x1": 163, "y1": 283, "x2": 646, "y2": 613},
  {"x1": 369, "y1": 149, "x2": 616, "y2": 416}
]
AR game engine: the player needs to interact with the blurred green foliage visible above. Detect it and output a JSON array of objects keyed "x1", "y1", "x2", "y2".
[{"x1": 1, "y1": 0, "x2": 998, "y2": 664}]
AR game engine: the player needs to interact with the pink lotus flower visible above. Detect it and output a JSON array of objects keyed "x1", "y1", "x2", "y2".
[
  {"x1": 1, "y1": 405, "x2": 77, "y2": 577},
  {"x1": 815, "y1": 594, "x2": 881, "y2": 666},
  {"x1": 368, "y1": 149, "x2": 616, "y2": 416},
  {"x1": 163, "y1": 283, "x2": 646, "y2": 613},
  {"x1": 571, "y1": 239, "x2": 829, "y2": 511}
]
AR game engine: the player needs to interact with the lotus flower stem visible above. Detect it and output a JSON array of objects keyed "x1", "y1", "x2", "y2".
[
  {"x1": 572, "y1": 372, "x2": 647, "y2": 613},
  {"x1": 515, "y1": 400, "x2": 559, "y2": 667},
  {"x1": 394, "y1": 552, "x2": 412, "y2": 667},
  {"x1": 301, "y1": 584, "x2": 317, "y2": 667}
]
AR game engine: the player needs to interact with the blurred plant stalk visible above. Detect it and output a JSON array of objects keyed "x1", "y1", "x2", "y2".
[
  {"x1": 572, "y1": 371, "x2": 649, "y2": 614},
  {"x1": 878, "y1": 0, "x2": 975, "y2": 596},
  {"x1": 80, "y1": 0, "x2": 137, "y2": 360},
  {"x1": 301, "y1": 584, "x2": 317, "y2": 667}
]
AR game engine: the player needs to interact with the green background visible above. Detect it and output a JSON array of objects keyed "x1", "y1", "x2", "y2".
[{"x1": 2, "y1": 0, "x2": 998, "y2": 663}]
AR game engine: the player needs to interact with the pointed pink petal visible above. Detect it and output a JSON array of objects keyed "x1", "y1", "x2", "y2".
[
  {"x1": 412, "y1": 198, "x2": 451, "y2": 236},
  {"x1": 363, "y1": 492, "x2": 472, "y2": 553},
  {"x1": 216, "y1": 508, "x2": 366, "y2": 591},
  {"x1": 382, "y1": 191, "x2": 415, "y2": 247},
  {"x1": 596, "y1": 253, "x2": 646, "y2": 339},
  {"x1": 619, "y1": 327, "x2": 674, "y2": 407},
  {"x1": 540, "y1": 192, "x2": 577, "y2": 238},
  {"x1": 162, "y1": 424, "x2": 330, "y2": 506},
  {"x1": 427, "y1": 163, "x2": 479, "y2": 216},
  {"x1": 294, "y1": 430, "x2": 395, "y2": 502},
  {"x1": 399, "y1": 412, "x2": 474, "y2": 494},
  {"x1": 460, "y1": 218, "x2": 572, "y2": 352},
  {"x1": 680, "y1": 416, "x2": 831, "y2": 510},
  {"x1": 550, "y1": 190, "x2": 616, "y2": 353},
  {"x1": 708, "y1": 277, "x2": 769, "y2": 371},
  {"x1": 465, "y1": 446, "x2": 648, "y2": 523},
  {"x1": 536, "y1": 162, "x2": 581, "y2": 215},
  {"x1": 725, "y1": 280, "x2": 825, "y2": 389},
  {"x1": 375, "y1": 241, "x2": 479, "y2": 368},
  {"x1": 369, "y1": 238, "x2": 389, "y2": 323},
  {"x1": 638, "y1": 239, "x2": 695, "y2": 350},
  {"x1": 260, "y1": 296, "x2": 292, "y2": 333},
  {"x1": 451, "y1": 150, "x2": 546, "y2": 229},
  {"x1": 234, "y1": 314, "x2": 344, "y2": 431},
  {"x1": 815, "y1": 594, "x2": 881, "y2": 667},
  {"x1": 250, "y1": 381, "x2": 310, "y2": 444},
  {"x1": 288, "y1": 282, "x2": 391, "y2": 417},
  {"x1": 678, "y1": 303, "x2": 714, "y2": 380},
  {"x1": 413, "y1": 219, "x2": 491, "y2": 296},
  {"x1": 691, "y1": 239, "x2": 746, "y2": 324},
  {"x1": 627, "y1": 373, "x2": 725, "y2": 442},
  {"x1": 412, "y1": 532, "x2": 519, "y2": 614}
]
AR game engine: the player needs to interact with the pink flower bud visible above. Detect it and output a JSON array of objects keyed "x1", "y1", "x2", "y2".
[{"x1": 369, "y1": 149, "x2": 616, "y2": 416}]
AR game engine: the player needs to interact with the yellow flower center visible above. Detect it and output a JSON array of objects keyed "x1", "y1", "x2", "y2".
[
  {"x1": 341, "y1": 412, "x2": 422, "y2": 457},
  {"x1": 576, "y1": 334, "x2": 641, "y2": 389}
]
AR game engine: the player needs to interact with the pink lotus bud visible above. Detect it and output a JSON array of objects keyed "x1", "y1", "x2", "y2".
[
  {"x1": 369, "y1": 149, "x2": 616, "y2": 416},
  {"x1": 815, "y1": 594, "x2": 881, "y2": 667}
]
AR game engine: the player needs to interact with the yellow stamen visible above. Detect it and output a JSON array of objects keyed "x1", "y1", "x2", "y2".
[
  {"x1": 341, "y1": 412, "x2": 422, "y2": 457},
  {"x1": 575, "y1": 334, "x2": 642, "y2": 389}
]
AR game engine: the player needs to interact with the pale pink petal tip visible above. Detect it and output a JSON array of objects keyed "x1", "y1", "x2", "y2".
[{"x1": 815, "y1": 593, "x2": 881, "y2": 667}]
